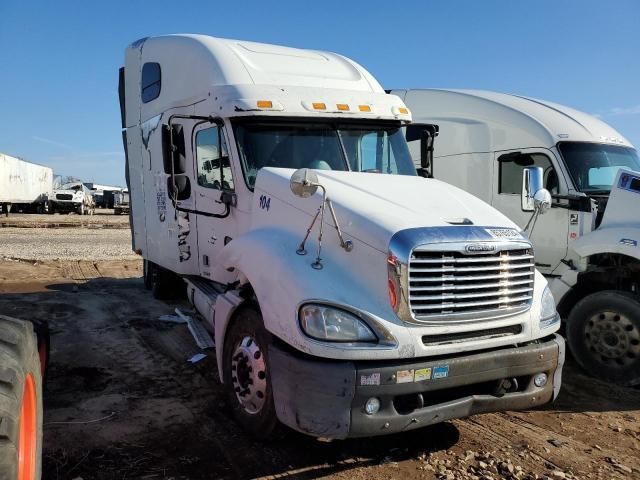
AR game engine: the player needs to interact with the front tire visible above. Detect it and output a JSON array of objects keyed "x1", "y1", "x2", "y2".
[
  {"x1": 77, "y1": 204, "x2": 85, "y2": 216},
  {"x1": 567, "y1": 290, "x2": 640, "y2": 386},
  {"x1": 222, "y1": 304, "x2": 281, "y2": 439},
  {"x1": 0, "y1": 315, "x2": 43, "y2": 480}
]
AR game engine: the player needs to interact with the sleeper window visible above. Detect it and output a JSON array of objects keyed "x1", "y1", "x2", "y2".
[
  {"x1": 498, "y1": 153, "x2": 558, "y2": 194},
  {"x1": 141, "y1": 63, "x2": 161, "y2": 103},
  {"x1": 195, "y1": 127, "x2": 234, "y2": 190}
]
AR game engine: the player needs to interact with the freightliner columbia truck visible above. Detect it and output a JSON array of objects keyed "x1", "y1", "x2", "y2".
[
  {"x1": 119, "y1": 35, "x2": 564, "y2": 439},
  {"x1": 393, "y1": 89, "x2": 640, "y2": 386}
]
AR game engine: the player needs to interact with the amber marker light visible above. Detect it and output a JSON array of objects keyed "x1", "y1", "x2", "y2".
[
  {"x1": 358, "y1": 105, "x2": 372, "y2": 112},
  {"x1": 257, "y1": 100, "x2": 273, "y2": 108},
  {"x1": 312, "y1": 102, "x2": 327, "y2": 110},
  {"x1": 336, "y1": 104, "x2": 350, "y2": 111}
]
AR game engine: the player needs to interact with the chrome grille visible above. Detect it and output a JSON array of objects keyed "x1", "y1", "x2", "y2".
[{"x1": 409, "y1": 246, "x2": 534, "y2": 320}]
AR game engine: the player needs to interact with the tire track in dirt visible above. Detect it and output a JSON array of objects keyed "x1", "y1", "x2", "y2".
[
  {"x1": 458, "y1": 412, "x2": 635, "y2": 479},
  {"x1": 105, "y1": 291, "x2": 265, "y2": 479}
]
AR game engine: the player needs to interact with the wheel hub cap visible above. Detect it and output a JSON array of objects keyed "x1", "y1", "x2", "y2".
[
  {"x1": 585, "y1": 311, "x2": 640, "y2": 366},
  {"x1": 231, "y1": 336, "x2": 267, "y2": 414}
]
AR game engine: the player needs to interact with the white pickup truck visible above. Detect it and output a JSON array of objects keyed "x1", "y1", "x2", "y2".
[
  {"x1": 394, "y1": 88, "x2": 640, "y2": 386},
  {"x1": 119, "y1": 35, "x2": 564, "y2": 439}
]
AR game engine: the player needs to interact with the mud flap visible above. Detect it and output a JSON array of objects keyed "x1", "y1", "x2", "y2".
[{"x1": 269, "y1": 345, "x2": 355, "y2": 439}]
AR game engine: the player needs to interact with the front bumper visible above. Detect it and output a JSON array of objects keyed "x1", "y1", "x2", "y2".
[
  {"x1": 269, "y1": 334, "x2": 564, "y2": 439},
  {"x1": 51, "y1": 200, "x2": 81, "y2": 207}
]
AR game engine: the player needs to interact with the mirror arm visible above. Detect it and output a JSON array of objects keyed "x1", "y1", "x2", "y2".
[
  {"x1": 297, "y1": 207, "x2": 321, "y2": 256},
  {"x1": 312, "y1": 185, "x2": 328, "y2": 270},
  {"x1": 326, "y1": 199, "x2": 354, "y2": 252}
]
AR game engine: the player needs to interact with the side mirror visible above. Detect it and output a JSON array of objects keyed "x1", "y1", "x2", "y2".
[
  {"x1": 521, "y1": 166, "x2": 552, "y2": 236},
  {"x1": 290, "y1": 168, "x2": 319, "y2": 198},
  {"x1": 521, "y1": 166, "x2": 550, "y2": 213},
  {"x1": 162, "y1": 124, "x2": 186, "y2": 174},
  {"x1": 406, "y1": 124, "x2": 439, "y2": 178}
]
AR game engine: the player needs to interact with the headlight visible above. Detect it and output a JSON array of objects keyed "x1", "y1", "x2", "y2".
[
  {"x1": 540, "y1": 286, "x2": 559, "y2": 328},
  {"x1": 300, "y1": 304, "x2": 377, "y2": 342}
]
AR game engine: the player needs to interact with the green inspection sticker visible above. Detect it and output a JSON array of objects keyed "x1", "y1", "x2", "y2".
[{"x1": 414, "y1": 367, "x2": 432, "y2": 381}]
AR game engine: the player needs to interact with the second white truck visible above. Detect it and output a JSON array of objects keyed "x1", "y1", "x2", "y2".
[
  {"x1": 120, "y1": 35, "x2": 564, "y2": 439},
  {"x1": 394, "y1": 89, "x2": 640, "y2": 386},
  {"x1": 50, "y1": 180, "x2": 95, "y2": 215}
]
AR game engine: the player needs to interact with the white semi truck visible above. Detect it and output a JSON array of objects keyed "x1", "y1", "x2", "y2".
[
  {"x1": 0, "y1": 153, "x2": 53, "y2": 216},
  {"x1": 119, "y1": 35, "x2": 564, "y2": 439},
  {"x1": 393, "y1": 89, "x2": 640, "y2": 386},
  {"x1": 50, "y1": 180, "x2": 96, "y2": 215}
]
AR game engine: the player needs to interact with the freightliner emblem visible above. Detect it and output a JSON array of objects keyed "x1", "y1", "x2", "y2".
[{"x1": 465, "y1": 243, "x2": 496, "y2": 254}]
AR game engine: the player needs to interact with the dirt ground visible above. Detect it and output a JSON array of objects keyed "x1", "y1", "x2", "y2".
[
  {"x1": 0, "y1": 209, "x2": 130, "y2": 229},
  {"x1": 0, "y1": 217, "x2": 639, "y2": 480}
]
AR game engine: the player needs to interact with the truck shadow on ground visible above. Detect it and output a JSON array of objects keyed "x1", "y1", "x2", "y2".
[{"x1": 0, "y1": 277, "x2": 638, "y2": 479}]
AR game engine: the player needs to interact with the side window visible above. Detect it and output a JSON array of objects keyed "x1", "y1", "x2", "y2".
[
  {"x1": 195, "y1": 127, "x2": 234, "y2": 190},
  {"x1": 141, "y1": 63, "x2": 161, "y2": 103},
  {"x1": 498, "y1": 153, "x2": 558, "y2": 194}
]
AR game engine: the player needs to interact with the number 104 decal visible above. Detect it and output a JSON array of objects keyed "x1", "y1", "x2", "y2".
[{"x1": 259, "y1": 194, "x2": 271, "y2": 211}]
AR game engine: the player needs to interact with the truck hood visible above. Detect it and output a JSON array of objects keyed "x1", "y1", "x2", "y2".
[
  {"x1": 53, "y1": 189, "x2": 83, "y2": 196},
  {"x1": 255, "y1": 168, "x2": 521, "y2": 253},
  {"x1": 599, "y1": 168, "x2": 640, "y2": 230}
]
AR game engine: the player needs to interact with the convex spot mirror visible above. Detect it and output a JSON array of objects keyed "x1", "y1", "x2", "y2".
[
  {"x1": 290, "y1": 168, "x2": 319, "y2": 198},
  {"x1": 534, "y1": 189, "x2": 552, "y2": 214},
  {"x1": 522, "y1": 166, "x2": 551, "y2": 213}
]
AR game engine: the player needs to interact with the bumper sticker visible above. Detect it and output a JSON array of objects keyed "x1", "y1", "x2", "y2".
[
  {"x1": 360, "y1": 373, "x2": 381, "y2": 386},
  {"x1": 396, "y1": 369, "x2": 414, "y2": 384},
  {"x1": 414, "y1": 367, "x2": 432, "y2": 382},
  {"x1": 433, "y1": 365, "x2": 450, "y2": 379}
]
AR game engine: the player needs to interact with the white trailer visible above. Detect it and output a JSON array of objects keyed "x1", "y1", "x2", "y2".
[
  {"x1": 394, "y1": 89, "x2": 640, "y2": 386},
  {"x1": 0, "y1": 153, "x2": 53, "y2": 216},
  {"x1": 119, "y1": 36, "x2": 564, "y2": 439}
]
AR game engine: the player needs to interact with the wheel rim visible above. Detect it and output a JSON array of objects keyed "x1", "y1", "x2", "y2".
[
  {"x1": 18, "y1": 373, "x2": 37, "y2": 480},
  {"x1": 585, "y1": 310, "x2": 640, "y2": 367},
  {"x1": 231, "y1": 335, "x2": 267, "y2": 414}
]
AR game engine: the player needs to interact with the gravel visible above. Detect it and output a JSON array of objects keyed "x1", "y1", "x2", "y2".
[{"x1": 0, "y1": 227, "x2": 138, "y2": 261}]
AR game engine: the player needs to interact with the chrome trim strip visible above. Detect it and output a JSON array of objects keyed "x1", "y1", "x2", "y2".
[
  {"x1": 411, "y1": 254, "x2": 534, "y2": 264},
  {"x1": 410, "y1": 287, "x2": 533, "y2": 302},
  {"x1": 410, "y1": 278, "x2": 533, "y2": 292}
]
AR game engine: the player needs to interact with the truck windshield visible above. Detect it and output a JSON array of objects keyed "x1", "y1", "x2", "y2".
[
  {"x1": 558, "y1": 142, "x2": 640, "y2": 193},
  {"x1": 232, "y1": 121, "x2": 416, "y2": 188}
]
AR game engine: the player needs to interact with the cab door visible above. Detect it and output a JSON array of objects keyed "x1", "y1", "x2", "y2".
[
  {"x1": 192, "y1": 123, "x2": 238, "y2": 281},
  {"x1": 491, "y1": 148, "x2": 569, "y2": 275}
]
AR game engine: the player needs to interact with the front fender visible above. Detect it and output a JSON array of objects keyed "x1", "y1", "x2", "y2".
[
  {"x1": 218, "y1": 226, "x2": 409, "y2": 362},
  {"x1": 571, "y1": 227, "x2": 640, "y2": 261}
]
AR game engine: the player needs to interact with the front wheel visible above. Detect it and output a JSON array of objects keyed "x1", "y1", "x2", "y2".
[
  {"x1": 567, "y1": 290, "x2": 640, "y2": 386},
  {"x1": 77, "y1": 204, "x2": 85, "y2": 216},
  {"x1": 223, "y1": 304, "x2": 281, "y2": 439}
]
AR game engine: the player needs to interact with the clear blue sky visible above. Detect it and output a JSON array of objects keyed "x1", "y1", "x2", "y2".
[{"x1": 1, "y1": 1, "x2": 638, "y2": 186}]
